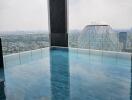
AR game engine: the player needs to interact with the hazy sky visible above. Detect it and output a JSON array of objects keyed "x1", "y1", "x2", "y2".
[
  {"x1": 0, "y1": 0, "x2": 132, "y2": 31},
  {"x1": 0, "y1": 0, "x2": 48, "y2": 31},
  {"x1": 69, "y1": 0, "x2": 132, "y2": 30}
]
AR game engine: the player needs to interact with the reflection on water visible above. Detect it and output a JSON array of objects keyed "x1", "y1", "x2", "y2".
[
  {"x1": 3, "y1": 48, "x2": 51, "y2": 100},
  {"x1": 50, "y1": 48, "x2": 70, "y2": 100},
  {"x1": 1, "y1": 47, "x2": 132, "y2": 100},
  {"x1": 69, "y1": 49, "x2": 131, "y2": 100}
]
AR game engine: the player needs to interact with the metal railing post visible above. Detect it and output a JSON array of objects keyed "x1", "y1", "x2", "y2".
[
  {"x1": 0, "y1": 38, "x2": 5, "y2": 99},
  {"x1": 0, "y1": 38, "x2": 4, "y2": 68}
]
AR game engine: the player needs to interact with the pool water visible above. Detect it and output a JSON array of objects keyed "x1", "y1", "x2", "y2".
[{"x1": 3, "y1": 47, "x2": 132, "y2": 100}]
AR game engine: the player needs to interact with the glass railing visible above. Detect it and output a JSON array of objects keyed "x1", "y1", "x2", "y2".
[
  {"x1": 0, "y1": 33, "x2": 49, "y2": 55},
  {"x1": 0, "y1": 30, "x2": 131, "y2": 55},
  {"x1": 3, "y1": 47, "x2": 50, "y2": 68},
  {"x1": 68, "y1": 26, "x2": 132, "y2": 53}
]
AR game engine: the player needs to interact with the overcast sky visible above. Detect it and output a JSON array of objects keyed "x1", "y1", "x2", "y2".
[
  {"x1": 69, "y1": 0, "x2": 132, "y2": 30},
  {"x1": 0, "y1": 0, "x2": 132, "y2": 31},
  {"x1": 0, "y1": 0, "x2": 48, "y2": 31}
]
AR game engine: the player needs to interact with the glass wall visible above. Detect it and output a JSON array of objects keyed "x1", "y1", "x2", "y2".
[
  {"x1": 0, "y1": 0, "x2": 49, "y2": 55},
  {"x1": 68, "y1": 0, "x2": 132, "y2": 53}
]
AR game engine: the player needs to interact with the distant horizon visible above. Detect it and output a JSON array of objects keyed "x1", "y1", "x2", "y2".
[
  {"x1": 0, "y1": 30, "x2": 49, "y2": 32},
  {"x1": 0, "y1": 24, "x2": 131, "y2": 33}
]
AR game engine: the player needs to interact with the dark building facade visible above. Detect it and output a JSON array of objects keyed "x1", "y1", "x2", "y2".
[{"x1": 119, "y1": 32, "x2": 127, "y2": 51}]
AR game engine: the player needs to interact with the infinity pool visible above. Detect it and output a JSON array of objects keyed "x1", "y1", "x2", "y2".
[{"x1": 3, "y1": 47, "x2": 132, "y2": 100}]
